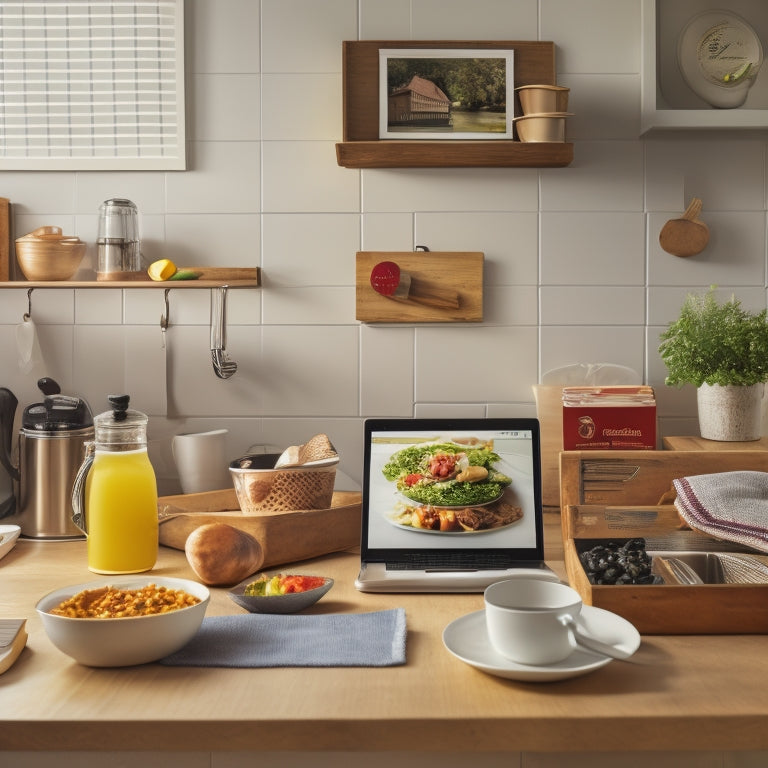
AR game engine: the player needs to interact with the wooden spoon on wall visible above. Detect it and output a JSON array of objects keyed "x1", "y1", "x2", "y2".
[{"x1": 659, "y1": 197, "x2": 710, "y2": 257}]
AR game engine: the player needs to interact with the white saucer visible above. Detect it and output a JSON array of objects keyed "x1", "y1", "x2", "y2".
[
  {"x1": 442, "y1": 606, "x2": 640, "y2": 682},
  {"x1": 0, "y1": 525, "x2": 21, "y2": 562}
]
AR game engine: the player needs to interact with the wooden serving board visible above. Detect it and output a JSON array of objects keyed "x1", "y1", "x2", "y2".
[{"x1": 158, "y1": 489, "x2": 362, "y2": 568}]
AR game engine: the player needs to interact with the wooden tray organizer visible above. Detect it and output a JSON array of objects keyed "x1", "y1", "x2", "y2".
[
  {"x1": 158, "y1": 489, "x2": 362, "y2": 569},
  {"x1": 561, "y1": 450, "x2": 768, "y2": 634}
]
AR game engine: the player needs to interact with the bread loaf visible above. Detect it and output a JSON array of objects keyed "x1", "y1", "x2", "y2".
[{"x1": 185, "y1": 523, "x2": 265, "y2": 586}]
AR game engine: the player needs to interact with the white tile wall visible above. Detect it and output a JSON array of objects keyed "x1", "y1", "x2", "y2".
[
  {"x1": 1, "y1": 0, "x2": 767, "y2": 500},
  {"x1": 542, "y1": 0, "x2": 640, "y2": 74},
  {"x1": 359, "y1": 0, "x2": 411, "y2": 38},
  {"x1": 645, "y1": 138, "x2": 766, "y2": 211},
  {"x1": 262, "y1": 74, "x2": 342, "y2": 140},
  {"x1": 166, "y1": 141, "x2": 261, "y2": 214},
  {"x1": 411, "y1": 0, "x2": 539, "y2": 39},
  {"x1": 191, "y1": 74, "x2": 261, "y2": 141},
  {"x1": 262, "y1": 141, "x2": 359, "y2": 213},
  {"x1": 540, "y1": 212, "x2": 646, "y2": 284},
  {"x1": 261, "y1": 213, "x2": 360, "y2": 286}
]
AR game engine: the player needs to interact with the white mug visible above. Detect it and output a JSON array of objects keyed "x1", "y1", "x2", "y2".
[
  {"x1": 172, "y1": 429, "x2": 230, "y2": 494},
  {"x1": 484, "y1": 578, "x2": 631, "y2": 665}
]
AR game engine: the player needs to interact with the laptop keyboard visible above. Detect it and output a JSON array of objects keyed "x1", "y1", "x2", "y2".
[{"x1": 387, "y1": 553, "x2": 517, "y2": 570}]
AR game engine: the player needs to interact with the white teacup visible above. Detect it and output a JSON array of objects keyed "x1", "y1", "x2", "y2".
[
  {"x1": 484, "y1": 578, "x2": 631, "y2": 666},
  {"x1": 172, "y1": 429, "x2": 230, "y2": 494}
]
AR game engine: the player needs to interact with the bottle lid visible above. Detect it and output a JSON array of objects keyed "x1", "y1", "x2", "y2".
[{"x1": 93, "y1": 394, "x2": 148, "y2": 448}]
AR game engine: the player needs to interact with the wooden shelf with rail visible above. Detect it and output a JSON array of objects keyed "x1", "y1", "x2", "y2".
[{"x1": 0, "y1": 268, "x2": 261, "y2": 290}]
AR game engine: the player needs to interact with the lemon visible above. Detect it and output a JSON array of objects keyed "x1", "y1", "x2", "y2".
[{"x1": 148, "y1": 259, "x2": 177, "y2": 281}]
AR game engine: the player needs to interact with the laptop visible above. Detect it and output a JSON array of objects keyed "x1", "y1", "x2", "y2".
[{"x1": 355, "y1": 418, "x2": 558, "y2": 592}]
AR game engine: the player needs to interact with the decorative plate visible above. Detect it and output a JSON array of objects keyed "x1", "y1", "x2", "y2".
[{"x1": 677, "y1": 10, "x2": 763, "y2": 108}]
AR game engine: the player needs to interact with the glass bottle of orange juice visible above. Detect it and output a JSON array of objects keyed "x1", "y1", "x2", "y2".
[{"x1": 72, "y1": 394, "x2": 158, "y2": 574}]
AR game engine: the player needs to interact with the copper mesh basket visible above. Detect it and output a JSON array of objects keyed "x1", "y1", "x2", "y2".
[{"x1": 230, "y1": 454, "x2": 338, "y2": 514}]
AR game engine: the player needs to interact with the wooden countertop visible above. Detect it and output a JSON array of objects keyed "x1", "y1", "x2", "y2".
[{"x1": 3, "y1": 514, "x2": 768, "y2": 754}]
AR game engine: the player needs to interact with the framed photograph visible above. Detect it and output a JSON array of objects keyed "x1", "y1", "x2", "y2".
[{"x1": 379, "y1": 48, "x2": 515, "y2": 140}]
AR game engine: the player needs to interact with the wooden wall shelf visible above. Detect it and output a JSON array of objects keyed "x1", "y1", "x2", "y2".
[
  {"x1": 337, "y1": 40, "x2": 573, "y2": 169},
  {"x1": 0, "y1": 268, "x2": 261, "y2": 289},
  {"x1": 0, "y1": 279, "x2": 260, "y2": 289},
  {"x1": 336, "y1": 140, "x2": 572, "y2": 168}
]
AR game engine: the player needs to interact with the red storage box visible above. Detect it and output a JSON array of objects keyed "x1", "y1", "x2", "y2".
[{"x1": 562, "y1": 386, "x2": 656, "y2": 451}]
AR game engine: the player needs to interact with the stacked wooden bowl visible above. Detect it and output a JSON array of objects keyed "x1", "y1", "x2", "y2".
[
  {"x1": 15, "y1": 226, "x2": 85, "y2": 281},
  {"x1": 513, "y1": 85, "x2": 572, "y2": 142}
]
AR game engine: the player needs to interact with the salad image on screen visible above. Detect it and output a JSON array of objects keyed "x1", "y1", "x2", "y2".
[{"x1": 380, "y1": 438, "x2": 523, "y2": 534}]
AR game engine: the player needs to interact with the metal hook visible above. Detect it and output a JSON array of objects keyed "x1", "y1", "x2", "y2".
[
  {"x1": 160, "y1": 288, "x2": 170, "y2": 331},
  {"x1": 23, "y1": 288, "x2": 33, "y2": 321}
]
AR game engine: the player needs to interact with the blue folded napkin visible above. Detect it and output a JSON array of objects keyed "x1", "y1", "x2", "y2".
[{"x1": 160, "y1": 608, "x2": 407, "y2": 668}]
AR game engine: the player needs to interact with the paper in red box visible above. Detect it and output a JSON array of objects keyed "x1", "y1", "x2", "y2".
[{"x1": 562, "y1": 386, "x2": 656, "y2": 451}]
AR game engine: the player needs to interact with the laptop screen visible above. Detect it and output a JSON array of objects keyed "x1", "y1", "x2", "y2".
[{"x1": 361, "y1": 418, "x2": 545, "y2": 567}]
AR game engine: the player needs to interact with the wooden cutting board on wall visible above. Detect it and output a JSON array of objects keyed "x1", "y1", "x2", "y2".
[
  {"x1": 356, "y1": 251, "x2": 483, "y2": 323},
  {"x1": 0, "y1": 198, "x2": 9, "y2": 281}
]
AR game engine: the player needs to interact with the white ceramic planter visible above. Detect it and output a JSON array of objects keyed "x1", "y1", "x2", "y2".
[{"x1": 697, "y1": 382, "x2": 765, "y2": 441}]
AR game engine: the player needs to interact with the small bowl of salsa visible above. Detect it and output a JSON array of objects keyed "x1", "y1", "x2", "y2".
[{"x1": 228, "y1": 573, "x2": 333, "y2": 614}]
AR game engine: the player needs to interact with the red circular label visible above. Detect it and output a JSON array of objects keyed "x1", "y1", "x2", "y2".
[{"x1": 370, "y1": 261, "x2": 400, "y2": 296}]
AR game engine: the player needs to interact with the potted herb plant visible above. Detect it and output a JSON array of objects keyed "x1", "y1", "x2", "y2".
[{"x1": 658, "y1": 288, "x2": 768, "y2": 441}]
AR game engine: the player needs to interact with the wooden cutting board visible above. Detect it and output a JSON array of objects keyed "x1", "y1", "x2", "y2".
[
  {"x1": 356, "y1": 251, "x2": 483, "y2": 323},
  {"x1": 158, "y1": 489, "x2": 362, "y2": 568},
  {"x1": 0, "y1": 198, "x2": 10, "y2": 281}
]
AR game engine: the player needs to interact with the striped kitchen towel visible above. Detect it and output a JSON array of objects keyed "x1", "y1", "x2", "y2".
[{"x1": 673, "y1": 471, "x2": 768, "y2": 552}]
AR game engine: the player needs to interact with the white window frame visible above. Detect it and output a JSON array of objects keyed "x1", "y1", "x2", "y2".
[{"x1": 0, "y1": 0, "x2": 186, "y2": 169}]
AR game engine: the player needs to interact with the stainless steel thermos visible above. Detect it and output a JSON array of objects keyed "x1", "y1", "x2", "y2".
[{"x1": 0, "y1": 378, "x2": 93, "y2": 538}]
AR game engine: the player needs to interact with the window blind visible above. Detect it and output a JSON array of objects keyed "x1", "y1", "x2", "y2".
[{"x1": 0, "y1": 0, "x2": 185, "y2": 169}]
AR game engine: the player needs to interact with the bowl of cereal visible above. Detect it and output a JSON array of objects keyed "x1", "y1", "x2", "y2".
[{"x1": 36, "y1": 576, "x2": 209, "y2": 667}]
